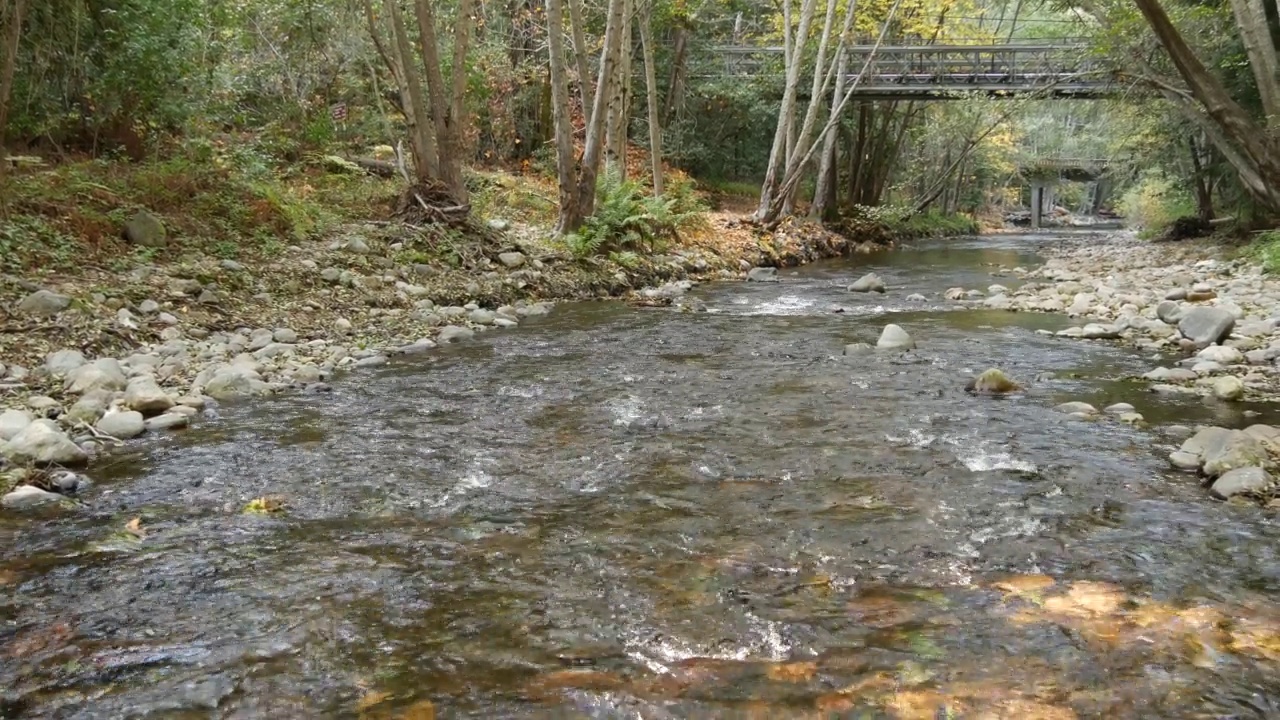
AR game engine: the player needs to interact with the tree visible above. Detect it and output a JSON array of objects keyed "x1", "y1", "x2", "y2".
[
  {"x1": 1129, "y1": 0, "x2": 1280, "y2": 214},
  {"x1": 547, "y1": 0, "x2": 628, "y2": 233},
  {"x1": 0, "y1": 0, "x2": 24, "y2": 215},
  {"x1": 365, "y1": 0, "x2": 473, "y2": 206}
]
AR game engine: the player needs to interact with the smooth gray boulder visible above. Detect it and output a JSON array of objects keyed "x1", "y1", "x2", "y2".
[
  {"x1": 45, "y1": 350, "x2": 87, "y2": 377},
  {"x1": 875, "y1": 324, "x2": 915, "y2": 350},
  {"x1": 67, "y1": 390, "x2": 113, "y2": 424},
  {"x1": 498, "y1": 252, "x2": 526, "y2": 269},
  {"x1": 1212, "y1": 376, "x2": 1245, "y2": 401},
  {"x1": 1156, "y1": 300, "x2": 1183, "y2": 325},
  {"x1": 123, "y1": 209, "x2": 167, "y2": 247},
  {"x1": 66, "y1": 359, "x2": 127, "y2": 394},
  {"x1": 1054, "y1": 401, "x2": 1098, "y2": 415},
  {"x1": 0, "y1": 409, "x2": 34, "y2": 441},
  {"x1": 1210, "y1": 466, "x2": 1272, "y2": 499},
  {"x1": 3, "y1": 419, "x2": 88, "y2": 465},
  {"x1": 123, "y1": 375, "x2": 174, "y2": 414},
  {"x1": 17, "y1": 290, "x2": 71, "y2": 317},
  {"x1": 438, "y1": 326, "x2": 475, "y2": 343},
  {"x1": 1178, "y1": 307, "x2": 1235, "y2": 348},
  {"x1": 746, "y1": 267, "x2": 779, "y2": 283},
  {"x1": 97, "y1": 410, "x2": 146, "y2": 439},
  {"x1": 2, "y1": 485, "x2": 64, "y2": 509},
  {"x1": 848, "y1": 273, "x2": 886, "y2": 293},
  {"x1": 1202, "y1": 430, "x2": 1269, "y2": 477}
]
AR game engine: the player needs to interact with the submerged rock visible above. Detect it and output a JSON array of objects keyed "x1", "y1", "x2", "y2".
[
  {"x1": 2, "y1": 484, "x2": 64, "y2": 510},
  {"x1": 848, "y1": 273, "x2": 886, "y2": 293},
  {"x1": 875, "y1": 324, "x2": 915, "y2": 350},
  {"x1": 1177, "y1": 307, "x2": 1235, "y2": 348},
  {"x1": 1212, "y1": 376, "x2": 1245, "y2": 402},
  {"x1": 1210, "y1": 466, "x2": 1272, "y2": 499},
  {"x1": 1054, "y1": 401, "x2": 1098, "y2": 416},
  {"x1": 965, "y1": 368, "x2": 1020, "y2": 394},
  {"x1": 746, "y1": 267, "x2": 779, "y2": 282}
]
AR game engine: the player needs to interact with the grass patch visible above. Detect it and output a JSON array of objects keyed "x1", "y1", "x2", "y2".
[
  {"x1": 1, "y1": 146, "x2": 400, "y2": 274},
  {"x1": 886, "y1": 210, "x2": 980, "y2": 238},
  {"x1": 1241, "y1": 229, "x2": 1280, "y2": 274}
]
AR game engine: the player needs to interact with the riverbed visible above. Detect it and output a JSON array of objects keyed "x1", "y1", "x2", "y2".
[{"x1": 3, "y1": 231, "x2": 1279, "y2": 718}]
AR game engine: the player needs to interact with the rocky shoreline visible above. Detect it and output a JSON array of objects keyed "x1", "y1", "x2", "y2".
[
  {"x1": 0, "y1": 214, "x2": 894, "y2": 508},
  {"x1": 940, "y1": 230, "x2": 1280, "y2": 504}
]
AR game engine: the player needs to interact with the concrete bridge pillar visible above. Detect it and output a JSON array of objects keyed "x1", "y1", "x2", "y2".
[{"x1": 1030, "y1": 181, "x2": 1045, "y2": 229}]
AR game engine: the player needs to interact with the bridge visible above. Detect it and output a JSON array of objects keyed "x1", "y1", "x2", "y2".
[
  {"x1": 712, "y1": 40, "x2": 1117, "y2": 99},
  {"x1": 1017, "y1": 157, "x2": 1112, "y2": 228}
]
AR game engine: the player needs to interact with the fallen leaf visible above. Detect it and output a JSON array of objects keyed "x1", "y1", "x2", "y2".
[
  {"x1": 125, "y1": 517, "x2": 146, "y2": 538},
  {"x1": 244, "y1": 495, "x2": 287, "y2": 515},
  {"x1": 765, "y1": 661, "x2": 817, "y2": 682}
]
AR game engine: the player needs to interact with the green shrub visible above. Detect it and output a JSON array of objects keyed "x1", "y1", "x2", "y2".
[
  {"x1": 1119, "y1": 170, "x2": 1195, "y2": 233},
  {"x1": 1244, "y1": 229, "x2": 1280, "y2": 274},
  {"x1": 565, "y1": 164, "x2": 708, "y2": 258}
]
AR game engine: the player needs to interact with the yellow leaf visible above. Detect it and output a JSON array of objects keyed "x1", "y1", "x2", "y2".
[{"x1": 125, "y1": 517, "x2": 146, "y2": 538}]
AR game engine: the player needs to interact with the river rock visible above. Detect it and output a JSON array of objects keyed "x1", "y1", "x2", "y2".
[
  {"x1": 1054, "y1": 401, "x2": 1098, "y2": 415},
  {"x1": 876, "y1": 324, "x2": 914, "y2": 350},
  {"x1": 747, "y1": 267, "x2": 779, "y2": 283},
  {"x1": 1104, "y1": 402, "x2": 1135, "y2": 414},
  {"x1": 355, "y1": 355, "x2": 388, "y2": 368},
  {"x1": 123, "y1": 209, "x2": 167, "y2": 247},
  {"x1": 0, "y1": 409, "x2": 33, "y2": 441},
  {"x1": 906, "y1": 293, "x2": 927, "y2": 302},
  {"x1": 145, "y1": 412, "x2": 190, "y2": 431},
  {"x1": 1198, "y1": 345, "x2": 1243, "y2": 364},
  {"x1": 1187, "y1": 289, "x2": 1217, "y2": 302},
  {"x1": 965, "y1": 368, "x2": 1020, "y2": 394},
  {"x1": 1164, "y1": 288, "x2": 1188, "y2": 301},
  {"x1": 1212, "y1": 376, "x2": 1246, "y2": 401},
  {"x1": 1210, "y1": 466, "x2": 1272, "y2": 499},
  {"x1": 27, "y1": 396, "x2": 60, "y2": 417},
  {"x1": 17, "y1": 290, "x2": 71, "y2": 317},
  {"x1": 1156, "y1": 300, "x2": 1183, "y2": 324},
  {"x1": 945, "y1": 287, "x2": 967, "y2": 301},
  {"x1": 498, "y1": 252, "x2": 526, "y2": 269},
  {"x1": 123, "y1": 375, "x2": 174, "y2": 414},
  {"x1": 1143, "y1": 367, "x2": 1198, "y2": 382},
  {"x1": 1081, "y1": 323, "x2": 1121, "y2": 340},
  {"x1": 3, "y1": 419, "x2": 88, "y2": 465},
  {"x1": 1169, "y1": 451, "x2": 1202, "y2": 471},
  {"x1": 334, "y1": 318, "x2": 352, "y2": 334},
  {"x1": 203, "y1": 366, "x2": 261, "y2": 400},
  {"x1": 67, "y1": 390, "x2": 113, "y2": 424},
  {"x1": 66, "y1": 359, "x2": 128, "y2": 394},
  {"x1": 1178, "y1": 307, "x2": 1235, "y2": 347},
  {"x1": 273, "y1": 328, "x2": 299, "y2": 343},
  {"x1": 843, "y1": 343, "x2": 874, "y2": 357},
  {"x1": 470, "y1": 309, "x2": 496, "y2": 325},
  {"x1": 1202, "y1": 430, "x2": 1269, "y2": 477},
  {"x1": 2, "y1": 485, "x2": 64, "y2": 510},
  {"x1": 1119, "y1": 411, "x2": 1145, "y2": 425},
  {"x1": 848, "y1": 273, "x2": 886, "y2": 293},
  {"x1": 97, "y1": 409, "x2": 146, "y2": 439},
  {"x1": 45, "y1": 349, "x2": 87, "y2": 377},
  {"x1": 438, "y1": 325, "x2": 474, "y2": 343}
]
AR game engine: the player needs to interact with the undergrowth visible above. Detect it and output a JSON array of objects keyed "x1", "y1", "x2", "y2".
[
  {"x1": 563, "y1": 164, "x2": 709, "y2": 258},
  {"x1": 1243, "y1": 229, "x2": 1280, "y2": 274},
  {"x1": 0, "y1": 140, "x2": 399, "y2": 273}
]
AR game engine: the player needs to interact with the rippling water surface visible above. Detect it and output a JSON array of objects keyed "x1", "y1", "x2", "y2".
[{"x1": 3, "y1": 231, "x2": 1280, "y2": 719}]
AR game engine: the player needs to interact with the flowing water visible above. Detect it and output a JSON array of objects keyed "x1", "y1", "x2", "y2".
[{"x1": 4, "y1": 232, "x2": 1280, "y2": 719}]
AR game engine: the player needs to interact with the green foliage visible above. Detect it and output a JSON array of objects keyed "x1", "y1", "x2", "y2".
[
  {"x1": 565, "y1": 164, "x2": 708, "y2": 258},
  {"x1": 885, "y1": 210, "x2": 980, "y2": 238},
  {"x1": 1243, "y1": 230, "x2": 1280, "y2": 274},
  {"x1": 1119, "y1": 170, "x2": 1196, "y2": 233}
]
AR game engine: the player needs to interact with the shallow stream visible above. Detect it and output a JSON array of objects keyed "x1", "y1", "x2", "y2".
[{"x1": 3, "y1": 232, "x2": 1280, "y2": 719}]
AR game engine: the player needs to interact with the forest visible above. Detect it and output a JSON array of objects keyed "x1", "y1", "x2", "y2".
[{"x1": 0, "y1": 0, "x2": 1277, "y2": 267}]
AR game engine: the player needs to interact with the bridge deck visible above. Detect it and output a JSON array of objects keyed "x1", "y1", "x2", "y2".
[{"x1": 712, "y1": 42, "x2": 1116, "y2": 98}]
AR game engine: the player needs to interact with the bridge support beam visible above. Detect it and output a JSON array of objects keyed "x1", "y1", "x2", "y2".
[{"x1": 1031, "y1": 182, "x2": 1046, "y2": 230}]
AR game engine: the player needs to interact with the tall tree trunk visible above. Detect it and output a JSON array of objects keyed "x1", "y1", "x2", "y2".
[
  {"x1": 381, "y1": 0, "x2": 439, "y2": 181},
  {"x1": 1229, "y1": 0, "x2": 1280, "y2": 124},
  {"x1": 754, "y1": 0, "x2": 820, "y2": 220},
  {"x1": 567, "y1": 0, "x2": 593, "y2": 112},
  {"x1": 413, "y1": 0, "x2": 472, "y2": 202},
  {"x1": 605, "y1": 0, "x2": 632, "y2": 176},
  {"x1": 547, "y1": 0, "x2": 579, "y2": 233},
  {"x1": 554, "y1": 0, "x2": 626, "y2": 232},
  {"x1": 639, "y1": 1, "x2": 663, "y2": 195},
  {"x1": 1189, "y1": 133, "x2": 1214, "y2": 221},
  {"x1": 662, "y1": 25, "x2": 689, "y2": 125},
  {"x1": 0, "y1": 0, "x2": 26, "y2": 214},
  {"x1": 1133, "y1": 0, "x2": 1280, "y2": 212}
]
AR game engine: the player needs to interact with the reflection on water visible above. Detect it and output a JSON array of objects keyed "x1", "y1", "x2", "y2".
[{"x1": 2, "y1": 230, "x2": 1279, "y2": 718}]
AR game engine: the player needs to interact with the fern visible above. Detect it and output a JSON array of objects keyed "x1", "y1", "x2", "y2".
[{"x1": 565, "y1": 163, "x2": 710, "y2": 258}]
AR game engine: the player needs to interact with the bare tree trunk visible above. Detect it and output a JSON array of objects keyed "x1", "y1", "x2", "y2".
[
  {"x1": 0, "y1": 0, "x2": 26, "y2": 215},
  {"x1": 662, "y1": 25, "x2": 689, "y2": 125},
  {"x1": 639, "y1": 1, "x2": 663, "y2": 195},
  {"x1": 605, "y1": 0, "x2": 633, "y2": 176},
  {"x1": 547, "y1": 0, "x2": 580, "y2": 233},
  {"x1": 567, "y1": 0, "x2": 593, "y2": 112},
  {"x1": 754, "y1": 0, "x2": 820, "y2": 220},
  {"x1": 381, "y1": 0, "x2": 439, "y2": 181},
  {"x1": 811, "y1": 41, "x2": 851, "y2": 220},
  {"x1": 1229, "y1": 0, "x2": 1280, "y2": 124},
  {"x1": 1134, "y1": 0, "x2": 1280, "y2": 212},
  {"x1": 1189, "y1": 132, "x2": 1214, "y2": 221},
  {"x1": 413, "y1": 0, "x2": 472, "y2": 202}
]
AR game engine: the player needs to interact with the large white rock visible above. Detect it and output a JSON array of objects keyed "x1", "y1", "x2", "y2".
[
  {"x1": 123, "y1": 375, "x2": 174, "y2": 414},
  {"x1": 876, "y1": 324, "x2": 915, "y2": 350},
  {"x1": 2, "y1": 485, "x2": 64, "y2": 509},
  {"x1": 96, "y1": 409, "x2": 146, "y2": 439},
  {"x1": 0, "y1": 409, "x2": 34, "y2": 441},
  {"x1": 66, "y1": 359, "x2": 127, "y2": 394},
  {"x1": 44, "y1": 349, "x2": 87, "y2": 377},
  {"x1": 2, "y1": 419, "x2": 88, "y2": 465}
]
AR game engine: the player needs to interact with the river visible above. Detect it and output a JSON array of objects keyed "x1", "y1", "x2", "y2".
[{"x1": 3, "y1": 231, "x2": 1279, "y2": 719}]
